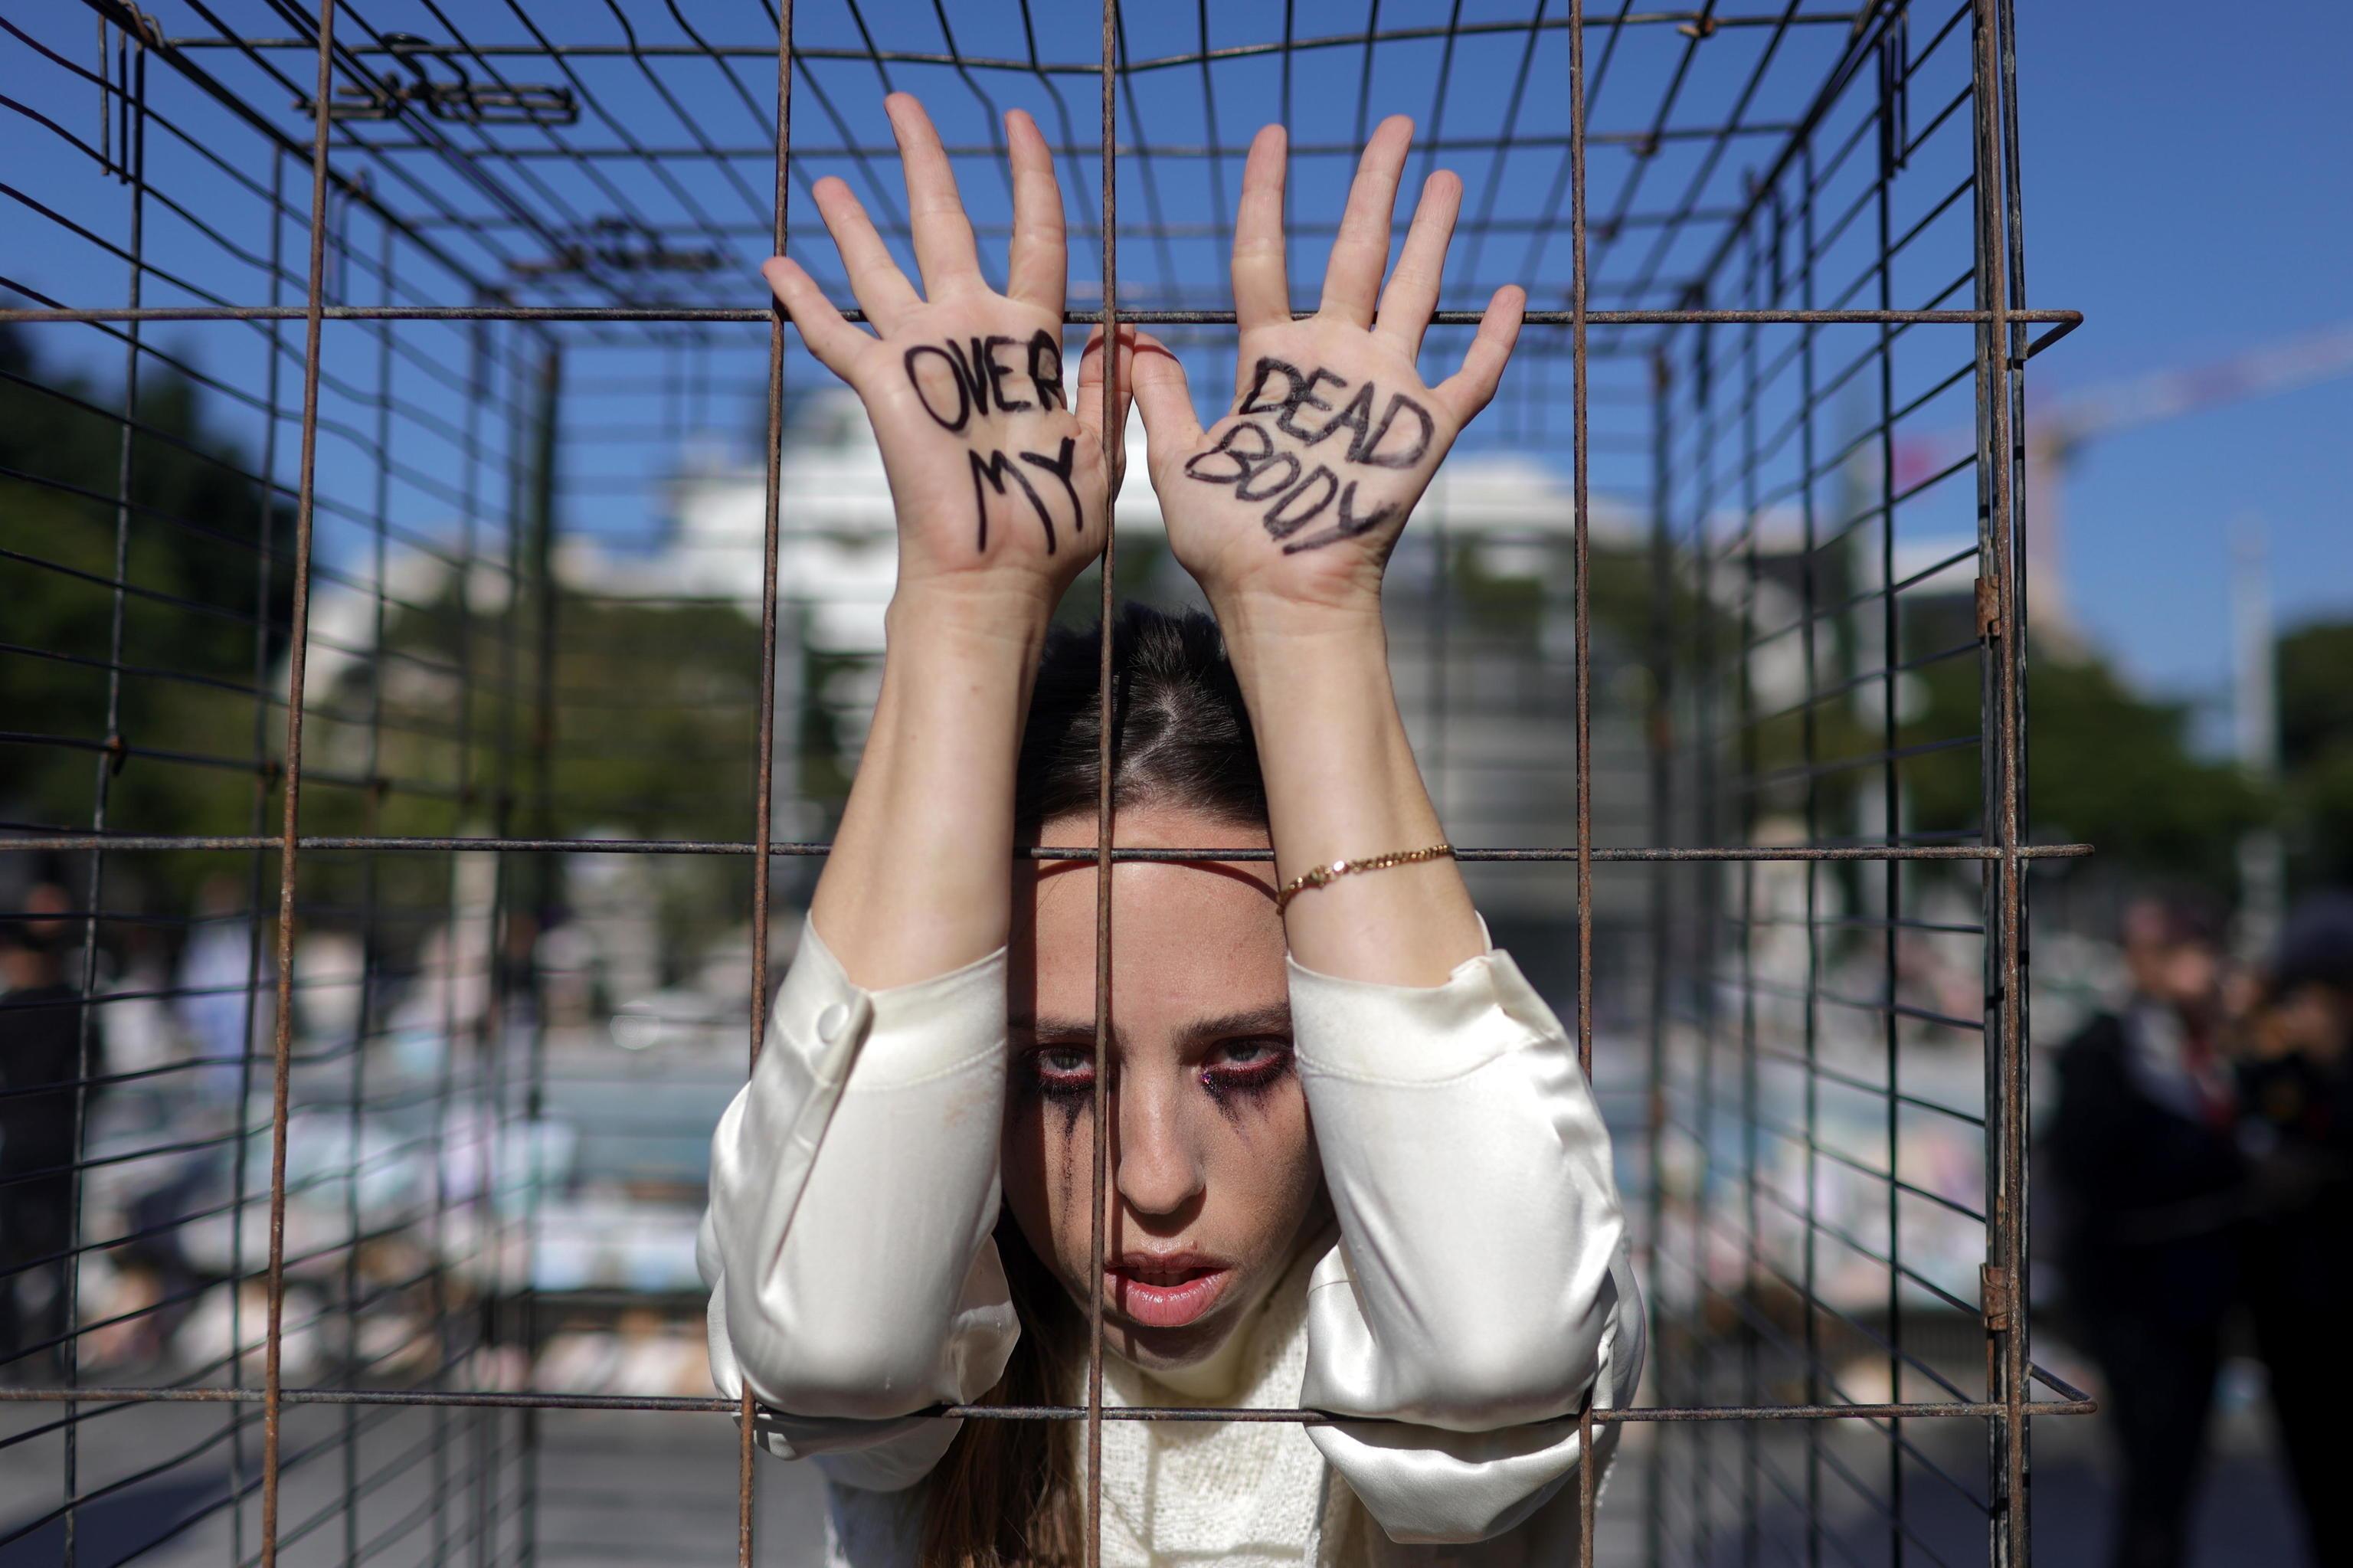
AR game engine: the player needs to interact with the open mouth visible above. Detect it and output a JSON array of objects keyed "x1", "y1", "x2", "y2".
[{"x1": 1103, "y1": 1257, "x2": 1235, "y2": 1329}]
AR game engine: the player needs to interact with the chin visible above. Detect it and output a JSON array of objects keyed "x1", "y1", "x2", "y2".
[{"x1": 1108, "y1": 1312, "x2": 1238, "y2": 1372}]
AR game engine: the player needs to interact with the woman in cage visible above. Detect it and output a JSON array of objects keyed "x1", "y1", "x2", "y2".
[{"x1": 699, "y1": 93, "x2": 1642, "y2": 1567}]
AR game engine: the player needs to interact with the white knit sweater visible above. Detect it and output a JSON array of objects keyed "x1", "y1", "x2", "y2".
[
  {"x1": 1083, "y1": 1230, "x2": 1340, "y2": 1568},
  {"x1": 699, "y1": 916, "x2": 1644, "y2": 1566},
  {"x1": 812, "y1": 1242, "x2": 1339, "y2": 1568}
]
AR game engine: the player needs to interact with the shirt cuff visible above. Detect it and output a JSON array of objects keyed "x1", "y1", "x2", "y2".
[
  {"x1": 1287, "y1": 931, "x2": 1565, "y2": 1085},
  {"x1": 776, "y1": 916, "x2": 1010, "y2": 1090}
]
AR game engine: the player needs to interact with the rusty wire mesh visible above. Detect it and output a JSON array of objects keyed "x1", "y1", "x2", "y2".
[{"x1": 2, "y1": 0, "x2": 2090, "y2": 1563}]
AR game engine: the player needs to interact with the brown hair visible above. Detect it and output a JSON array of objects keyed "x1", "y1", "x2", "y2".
[
  {"x1": 919, "y1": 605, "x2": 1265, "y2": 1566},
  {"x1": 1014, "y1": 604, "x2": 1267, "y2": 835},
  {"x1": 917, "y1": 1217, "x2": 1084, "y2": 1566}
]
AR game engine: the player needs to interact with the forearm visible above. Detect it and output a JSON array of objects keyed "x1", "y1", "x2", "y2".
[
  {"x1": 703, "y1": 915, "x2": 1016, "y2": 1430},
  {"x1": 1293, "y1": 944, "x2": 1632, "y2": 1539},
  {"x1": 1216, "y1": 599, "x2": 1483, "y2": 984},
  {"x1": 810, "y1": 581, "x2": 1050, "y2": 988}
]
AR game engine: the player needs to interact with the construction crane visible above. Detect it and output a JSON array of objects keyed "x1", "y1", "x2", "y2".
[
  {"x1": 1892, "y1": 319, "x2": 2353, "y2": 951},
  {"x1": 1895, "y1": 317, "x2": 2353, "y2": 640}
]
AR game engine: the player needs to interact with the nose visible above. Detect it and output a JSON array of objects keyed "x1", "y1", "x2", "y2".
[{"x1": 1110, "y1": 1074, "x2": 1205, "y2": 1222}]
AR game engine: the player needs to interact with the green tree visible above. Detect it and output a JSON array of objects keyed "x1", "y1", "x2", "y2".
[
  {"x1": 0, "y1": 324, "x2": 298, "y2": 903},
  {"x1": 2, "y1": 324, "x2": 777, "y2": 977},
  {"x1": 1905, "y1": 638, "x2": 2263, "y2": 889},
  {"x1": 301, "y1": 575, "x2": 771, "y2": 977},
  {"x1": 2277, "y1": 617, "x2": 2353, "y2": 890}
]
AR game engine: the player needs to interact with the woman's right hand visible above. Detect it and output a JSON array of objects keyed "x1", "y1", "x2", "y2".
[{"x1": 762, "y1": 93, "x2": 1121, "y2": 617}]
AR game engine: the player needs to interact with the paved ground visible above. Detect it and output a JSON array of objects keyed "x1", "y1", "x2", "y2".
[
  {"x1": 1607, "y1": 1391, "x2": 2308, "y2": 1567},
  {"x1": 0, "y1": 1379, "x2": 2311, "y2": 1566},
  {"x1": 0, "y1": 1401, "x2": 825, "y2": 1566}
]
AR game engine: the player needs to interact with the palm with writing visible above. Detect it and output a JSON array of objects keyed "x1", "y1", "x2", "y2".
[
  {"x1": 762, "y1": 93, "x2": 1121, "y2": 613},
  {"x1": 1131, "y1": 116, "x2": 1523, "y2": 622}
]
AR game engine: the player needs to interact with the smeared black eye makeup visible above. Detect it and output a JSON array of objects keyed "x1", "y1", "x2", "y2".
[
  {"x1": 1200, "y1": 1037, "x2": 1292, "y2": 1103},
  {"x1": 1025, "y1": 1043, "x2": 1096, "y2": 1101},
  {"x1": 1016, "y1": 1036, "x2": 1293, "y2": 1108}
]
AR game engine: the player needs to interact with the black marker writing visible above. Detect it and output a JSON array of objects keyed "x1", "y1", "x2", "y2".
[
  {"x1": 905, "y1": 343, "x2": 966, "y2": 430},
  {"x1": 1262, "y1": 466, "x2": 1338, "y2": 540},
  {"x1": 1238, "y1": 358, "x2": 1352, "y2": 446},
  {"x1": 964, "y1": 441, "x2": 1085, "y2": 555},
  {"x1": 907, "y1": 335, "x2": 1053, "y2": 432},
  {"x1": 1318, "y1": 382, "x2": 1376, "y2": 459},
  {"x1": 1026, "y1": 330, "x2": 1067, "y2": 411},
  {"x1": 1275, "y1": 483, "x2": 1396, "y2": 555},
  {"x1": 982, "y1": 336, "x2": 1029, "y2": 415},
  {"x1": 1355, "y1": 394, "x2": 1432, "y2": 470},
  {"x1": 1181, "y1": 418, "x2": 1273, "y2": 485},
  {"x1": 1019, "y1": 437, "x2": 1082, "y2": 548},
  {"x1": 1235, "y1": 449, "x2": 1302, "y2": 503},
  {"x1": 1187, "y1": 356, "x2": 1438, "y2": 553},
  {"x1": 905, "y1": 333, "x2": 1078, "y2": 555},
  {"x1": 969, "y1": 448, "x2": 1055, "y2": 555},
  {"x1": 1232, "y1": 358, "x2": 1298, "y2": 417},
  {"x1": 1232, "y1": 355, "x2": 1432, "y2": 467}
]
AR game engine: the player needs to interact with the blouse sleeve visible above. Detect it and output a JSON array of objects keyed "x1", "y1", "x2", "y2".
[
  {"x1": 698, "y1": 916, "x2": 1019, "y2": 1493},
  {"x1": 1289, "y1": 941, "x2": 1645, "y2": 1545}
]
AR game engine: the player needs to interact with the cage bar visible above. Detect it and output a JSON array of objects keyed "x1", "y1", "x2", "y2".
[{"x1": 0, "y1": 2, "x2": 2082, "y2": 1563}]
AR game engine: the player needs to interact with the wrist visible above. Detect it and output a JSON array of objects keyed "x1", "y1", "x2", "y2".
[
  {"x1": 1232, "y1": 647, "x2": 1405, "y2": 760},
  {"x1": 1207, "y1": 588, "x2": 1386, "y2": 663},
  {"x1": 885, "y1": 577, "x2": 1057, "y2": 659}
]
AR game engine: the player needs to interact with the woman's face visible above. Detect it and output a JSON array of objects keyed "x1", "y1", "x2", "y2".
[{"x1": 1003, "y1": 804, "x2": 1327, "y2": 1380}]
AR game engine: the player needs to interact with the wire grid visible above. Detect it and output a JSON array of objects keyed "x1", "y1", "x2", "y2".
[{"x1": 0, "y1": 0, "x2": 2093, "y2": 1563}]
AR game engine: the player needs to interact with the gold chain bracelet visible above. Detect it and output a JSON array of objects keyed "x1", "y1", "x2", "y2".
[{"x1": 1274, "y1": 842, "x2": 1455, "y2": 915}]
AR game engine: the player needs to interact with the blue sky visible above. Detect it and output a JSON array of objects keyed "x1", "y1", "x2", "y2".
[
  {"x1": 2010, "y1": 3, "x2": 2353, "y2": 716},
  {"x1": 6, "y1": 2, "x2": 2347, "y2": 735}
]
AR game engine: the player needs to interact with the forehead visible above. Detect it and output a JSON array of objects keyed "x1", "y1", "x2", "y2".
[{"x1": 1018, "y1": 807, "x2": 1286, "y2": 1033}]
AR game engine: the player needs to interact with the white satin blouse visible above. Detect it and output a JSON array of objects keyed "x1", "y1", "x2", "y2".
[{"x1": 697, "y1": 916, "x2": 1644, "y2": 1563}]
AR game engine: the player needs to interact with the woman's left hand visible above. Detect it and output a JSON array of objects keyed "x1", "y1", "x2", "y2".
[{"x1": 1131, "y1": 116, "x2": 1523, "y2": 627}]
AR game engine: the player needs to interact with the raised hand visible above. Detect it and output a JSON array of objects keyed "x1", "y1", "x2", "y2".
[
  {"x1": 1130, "y1": 116, "x2": 1523, "y2": 623},
  {"x1": 762, "y1": 93, "x2": 1120, "y2": 612}
]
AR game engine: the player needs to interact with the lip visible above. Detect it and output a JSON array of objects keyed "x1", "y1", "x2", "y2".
[{"x1": 1103, "y1": 1253, "x2": 1236, "y2": 1330}]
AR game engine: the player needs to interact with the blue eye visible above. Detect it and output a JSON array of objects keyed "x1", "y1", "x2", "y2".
[
  {"x1": 1028, "y1": 1046, "x2": 1096, "y2": 1098},
  {"x1": 1203, "y1": 1039, "x2": 1291, "y2": 1095}
]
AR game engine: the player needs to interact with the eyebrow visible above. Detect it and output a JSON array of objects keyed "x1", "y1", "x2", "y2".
[{"x1": 1010, "y1": 1003, "x2": 1294, "y2": 1049}]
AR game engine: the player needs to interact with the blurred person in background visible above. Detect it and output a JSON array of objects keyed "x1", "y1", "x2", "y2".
[
  {"x1": 175, "y1": 872, "x2": 268, "y2": 1106},
  {"x1": 2048, "y1": 896, "x2": 2240, "y2": 1568},
  {"x1": 0, "y1": 868, "x2": 104, "y2": 1378},
  {"x1": 2232, "y1": 893, "x2": 2353, "y2": 1567}
]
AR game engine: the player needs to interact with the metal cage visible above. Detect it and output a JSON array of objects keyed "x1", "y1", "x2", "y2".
[{"x1": 0, "y1": 1, "x2": 2088, "y2": 1563}]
